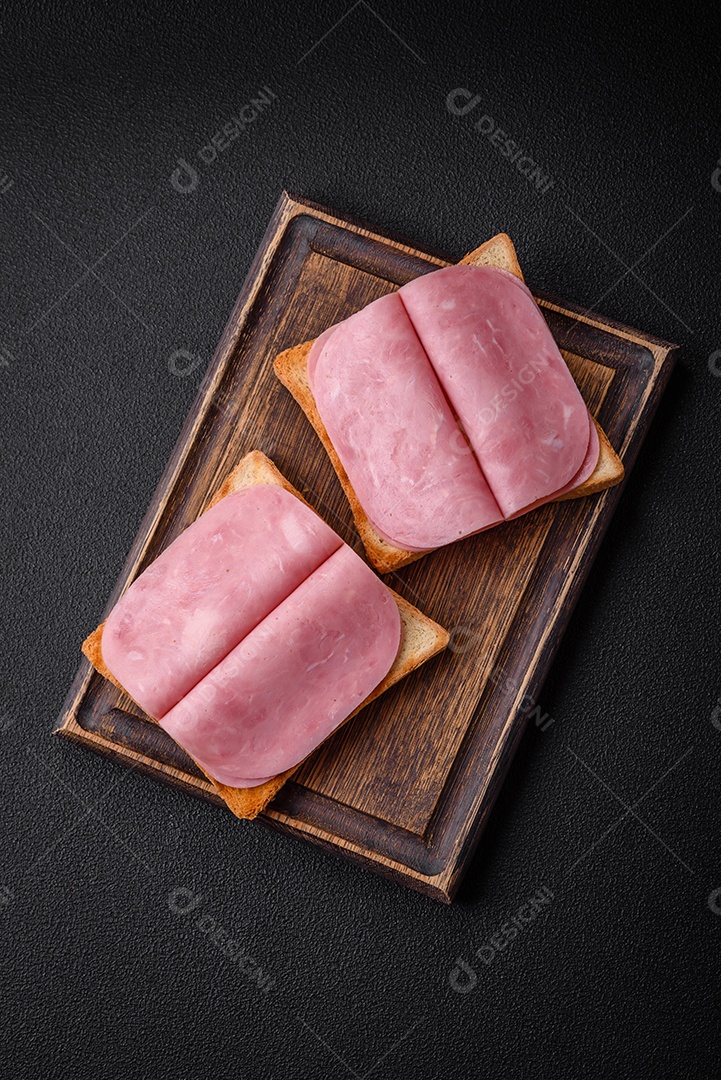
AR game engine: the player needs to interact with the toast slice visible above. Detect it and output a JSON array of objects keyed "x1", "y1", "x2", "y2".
[
  {"x1": 274, "y1": 233, "x2": 624, "y2": 573},
  {"x1": 82, "y1": 451, "x2": 449, "y2": 820},
  {"x1": 458, "y1": 232, "x2": 526, "y2": 278}
]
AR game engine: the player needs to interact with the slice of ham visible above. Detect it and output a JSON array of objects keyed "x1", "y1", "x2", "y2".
[
  {"x1": 555, "y1": 416, "x2": 600, "y2": 495},
  {"x1": 505, "y1": 414, "x2": 599, "y2": 518},
  {"x1": 399, "y1": 265, "x2": 592, "y2": 519},
  {"x1": 307, "y1": 292, "x2": 503, "y2": 551},
  {"x1": 158, "y1": 545, "x2": 401, "y2": 787},
  {"x1": 102, "y1": 485, "x2": 342, "y2": 719}
]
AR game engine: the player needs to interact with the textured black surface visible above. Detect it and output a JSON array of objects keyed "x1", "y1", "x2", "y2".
[{"x1": 2, "y1": 1, "x2": 720, "y2": 1077}]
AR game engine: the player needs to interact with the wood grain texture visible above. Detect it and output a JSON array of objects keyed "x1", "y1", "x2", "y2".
[{"x1": 55, "y1": 192, "x2": 678, "y2": 902}]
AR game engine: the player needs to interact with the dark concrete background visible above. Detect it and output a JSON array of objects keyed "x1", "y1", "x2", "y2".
[{"x1": 1, "y1": 1, "x2": 719, "y2": 1076}]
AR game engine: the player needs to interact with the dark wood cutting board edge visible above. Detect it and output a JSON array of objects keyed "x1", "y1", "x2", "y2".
[{"x1": 54, "y1": 192, "x2": 679, "y2": 903}]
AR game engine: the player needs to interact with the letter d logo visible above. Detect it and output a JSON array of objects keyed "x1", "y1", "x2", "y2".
[
  {"x1": 448, "y1": 957, "x2": 478, "y2": 993},
  {"x1": 171, "y1": 157, "x2": 199, "y2": 194},
  {"x1": 168, "y1": 886, "x2": 203, "y2": 915}
]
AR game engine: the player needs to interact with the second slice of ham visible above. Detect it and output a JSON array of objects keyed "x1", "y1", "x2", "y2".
[
  {"x1": 400, "y1": 265, "x2": 592, "y2": 518},
  {"x1": 159, "y1": 545, "x2": 401, "y2": 787}
]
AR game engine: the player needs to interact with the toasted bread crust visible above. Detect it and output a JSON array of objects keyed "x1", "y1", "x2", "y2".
[
  {"x1": 273, "y1": 233, "x2": 624, "y2": 572},
  {"x1": 82, "y1": 621, "x2": 121, "y2": 690},
  {"x1": 83, "y1": 451, "x2": 448, "y2": 820},
  {"x1": 555, "y1": 418, "x2": 624, "y2": 500},
  {"x1": 274, "y1": 343, "x2": 422, "y2": 574},
  {"x1": 459, "y1": 233, "x2": 526, "y2": 279}
]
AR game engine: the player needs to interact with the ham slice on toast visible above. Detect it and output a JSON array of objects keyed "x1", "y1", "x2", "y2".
[
  {"x1": 274, "y1": 234, "x2": 624, "y2": 573},
  {"x1": 82, "y1": 452, "x2": 448, "y2": 819}
]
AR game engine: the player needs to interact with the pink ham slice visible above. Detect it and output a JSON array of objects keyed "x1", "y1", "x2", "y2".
[
  {"x1": 158, "y1": 545, "x2": 401, "y2": 787},
  {"x1": 505, "y1": 415, "x2": 599, "y2": 518},
  {"x1": 102, "y1": 485, "x2": 342, "y2": 719},
  {"x1": 307, "y1": 292, "x2": 503, "y2": 551},
  {"x1": 546, "y1": 416, "x2": 599, "y2": 498},
  {"x1": 555, "y1": 417, "x2": 599, "y2": 495},
  {"x1": 399, "y1": 265, "x2": 593, "y2": 519}
]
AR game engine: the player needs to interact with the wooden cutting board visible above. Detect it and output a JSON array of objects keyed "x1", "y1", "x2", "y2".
[{"x1": 55, "y1": 192, "x2": 678, "y2": 902}]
